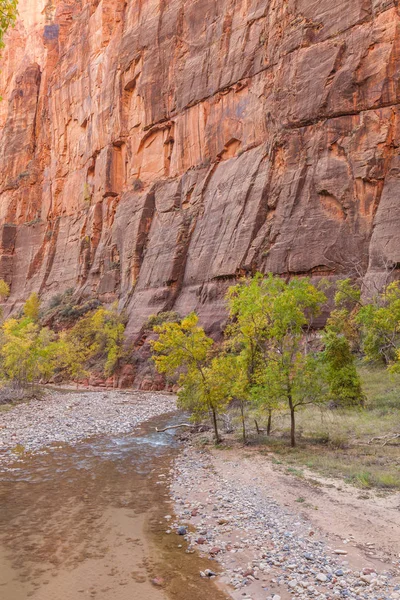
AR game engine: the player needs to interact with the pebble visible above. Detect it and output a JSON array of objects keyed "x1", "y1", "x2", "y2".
[
  {"x1": 177, "y1": 526, "x2": 187, "y2": 536},
  {"x1": 171, "y1": 447, "x2": 399, "y2": 600}
]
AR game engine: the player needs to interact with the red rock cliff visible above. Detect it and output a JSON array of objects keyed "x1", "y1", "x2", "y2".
[{"x1": 0, "y1": 0, "x2": 399, "y2": 341}]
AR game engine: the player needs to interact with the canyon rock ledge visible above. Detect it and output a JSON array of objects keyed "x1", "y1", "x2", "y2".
[{"x1": 0, "y1": 1, "x2": 399, "y2": 383}]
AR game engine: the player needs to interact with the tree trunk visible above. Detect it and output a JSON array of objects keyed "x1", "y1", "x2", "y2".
[
  {"x1": 240, "y1": 403, "x2": 247, "y2": 444},
  {"x1": 267, "y1": 410, "x2": 272, "y2": 436},
  {"x1": 290, "y1": 407, "x2": 296, "y2": 448},
  {"x1": 254, "y1": 419, "x2": 261, "y2": 435},
  {"x1": 288, "y1": 392, "x2": 296, "y2": 448},
  {"x1": 211, "y1": 407, "x2": 221, "y2": 444}
]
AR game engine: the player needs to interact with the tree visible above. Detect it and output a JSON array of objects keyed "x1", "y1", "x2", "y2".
[
  {"x1": 0, "y1": 279, "x2": 10, "y2": 301},
  {"x1": 0, "y1": 0, "x2": 18, "y2": 50},
  {"x1": 228, "y1": 274, "x2": 327, "y2": 447},
  {"x1": 24, "y1": 292, "x2": 40, "y2": 321},
  {"x1": 0, "y1": 316, "x2": 61, "y2": 385},
  {"x1": 63, "y1": 305, "x2": 126, "y2": 379},
  {"x1": 356, "y1": 281, "x2": 400, "y2": 371},
  {"x1": 226, "y1": 273, "x2": 282, "y2": 436},
  {"x1": 211, "y1": 352, "x2": 251, "y2": 444},
  {"x1": 151, "y1": 313, "x2": 229, "y2": 443},
  {"x1": 322, "y1": 328, "x2": 364, "y2": 407}
]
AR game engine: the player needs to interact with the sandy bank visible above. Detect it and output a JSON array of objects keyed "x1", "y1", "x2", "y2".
[{"x1": 171, "y1": 444, "x2": 400, "y2": 600}]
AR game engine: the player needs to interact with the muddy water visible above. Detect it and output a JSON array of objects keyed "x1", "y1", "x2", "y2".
[{"x1": 0, "y1": 413, "x2": 228, "y2": 600}]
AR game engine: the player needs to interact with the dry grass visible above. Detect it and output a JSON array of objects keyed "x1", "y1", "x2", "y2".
[{"x1": 232, "y1": 367, "x2": 400, "y2": 490}]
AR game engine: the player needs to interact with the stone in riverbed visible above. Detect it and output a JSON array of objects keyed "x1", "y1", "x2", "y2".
[
  {"x1": 177, "y1": 526, "x2": 187, "y2": 535},
  {"x1": 304, "y1": 552, "x2": 314, "y2": 560},
  {"x1": 317, "y1": 574, "x2": 328, "y2": 583}
]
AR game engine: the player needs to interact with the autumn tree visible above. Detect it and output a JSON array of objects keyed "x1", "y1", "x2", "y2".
[
  {"x1": 0, "y1": 0, "x2": 17, "y2": 50},
  {"x1": 63, "y1": 305, "x2": 126, "y2": 379},
  {"x1": 24, "y1": 292, "x2": 40, "y2": 321},
  {"x1": 0, "y1": 317, "x2": 61, "y2": 385},
  {"x1": 0, "y1": 279, "x2": 10, "y2": 301},
  {"x1": 151, "y1": 313, "x2": 230, "y2": 443},
  {"x1": 228, "y1": 274, "x2": 328, "y2": 447}
]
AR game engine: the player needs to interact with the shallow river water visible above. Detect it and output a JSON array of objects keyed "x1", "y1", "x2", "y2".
[{"x1": 0, "y1": 413, "x2": 227, "y2": 600}]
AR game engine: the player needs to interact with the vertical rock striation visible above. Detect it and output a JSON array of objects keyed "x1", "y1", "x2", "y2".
[{"x1": 0, "y1": 0, "x2": 399, "y2": 346}]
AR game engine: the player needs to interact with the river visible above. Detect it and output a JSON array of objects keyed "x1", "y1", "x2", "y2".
[{"x1": 0, "y1": 412, "x2": 228, "y2": 600}]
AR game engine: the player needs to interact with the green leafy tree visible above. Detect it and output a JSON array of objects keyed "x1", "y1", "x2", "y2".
[
  {"x1": 226, "y1": 273, "x2": 282, "y2": 436},
  {"x1": 0, "y1": 0, "x2": 18, "y2": 50},
  {"x1": 322, "y1": 328, "x2": 364, "y2": 407},
  {"x1": 24, "y1": 292, "x2": 40, "y2": 321},
  {"x1": 356, "y1": 281, "x2": 400, "y2": 370},
  {"x1": 228, "y1": 274, "x2": 327, "y2": 447},
  {"x1": 151, "y1": 313, "x2": 229, "y2": 443}
]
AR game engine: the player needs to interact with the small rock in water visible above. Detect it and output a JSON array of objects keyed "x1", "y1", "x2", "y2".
[{"x1": 177, "y1": 526, "x2": 187, "y2": 536}]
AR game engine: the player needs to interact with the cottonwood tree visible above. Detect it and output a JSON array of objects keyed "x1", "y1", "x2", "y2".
[
  {"x1": 63, "y1": 305, "x2": 126, "y2": 379},
  {"x1": 228, "y1": 274, "x2": 328, "y2": 447},
  {"x1": 322, "y1": 326, "x2": 364, "y2": 407},
  {"x1": 331, "y1": 277, "x2": 400, "y2": 373},
  {"x1": 0, "y1": 279, "x2": 9, "y2": 301},
  {"x1": 23, "y1": 292, "x2": 40, "y2": 321},
  {"x1": 356, "y1": 280, "x2": 400, "y2": 371},
  {"x1": 151, "y1": 313, "x2": 230, "y2": 443},
  {"x1": 0, "y1": 317, "x2": 61, "y2": 385}
]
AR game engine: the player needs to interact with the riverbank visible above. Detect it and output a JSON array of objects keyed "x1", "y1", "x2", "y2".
[
  {"x1": 0, "y1": 388, "x2": 176, "y2": 467},
  {"x1": 2, "y1": 390, "x2": 400, "y2": 600},
  {"x1": 170, "y1": 442, "x2": 400, "y2": 600}
]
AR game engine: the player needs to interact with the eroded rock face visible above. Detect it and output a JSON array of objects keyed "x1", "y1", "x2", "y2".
[{"x1": 0, "y1": 1, "x2": 399, "y2": 350}]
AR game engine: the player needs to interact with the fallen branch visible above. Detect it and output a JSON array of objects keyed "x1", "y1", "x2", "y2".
[
  {"x1": 367, "y1": 432, "x2": 400, "y2": 446},
  {"x1": 155, "y1": 423, "x2": 192, "y2": 433}
]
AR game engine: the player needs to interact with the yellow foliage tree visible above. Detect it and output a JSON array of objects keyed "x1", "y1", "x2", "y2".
[
  {"x1": 0, "y1": 279, "x2": 10, "y2": 301},
  {"x1": 23, "y1": 292, "x2": 40, "y2": 321}
]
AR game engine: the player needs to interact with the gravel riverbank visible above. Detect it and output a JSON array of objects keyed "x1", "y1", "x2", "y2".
[
  {"x1": 171, "y1": 445, "x2": 400, "y2": 600},
  {"x1": 0, "y1": 388, "x2": 176, "y2": 467},
  {"x1": 2, "y1": 391, "x2": 399, "y2": 600}
]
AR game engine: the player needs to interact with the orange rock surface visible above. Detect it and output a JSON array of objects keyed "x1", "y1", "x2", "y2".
[{"x1": 0, "y1": 0, "x2": 399, "y2": 345}]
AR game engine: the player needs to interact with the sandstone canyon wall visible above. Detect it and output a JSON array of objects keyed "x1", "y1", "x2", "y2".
[{"x1": 0, "y1": 0, "x2": 399, "y2": 348}]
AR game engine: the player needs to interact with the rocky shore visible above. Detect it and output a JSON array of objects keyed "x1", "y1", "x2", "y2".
[
  {"x1": 0, "y1": 388, "x2": 176, "y2": 467},
  {"x1": 170, "y1": 445, "x2": 400, "y2": 600}
]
